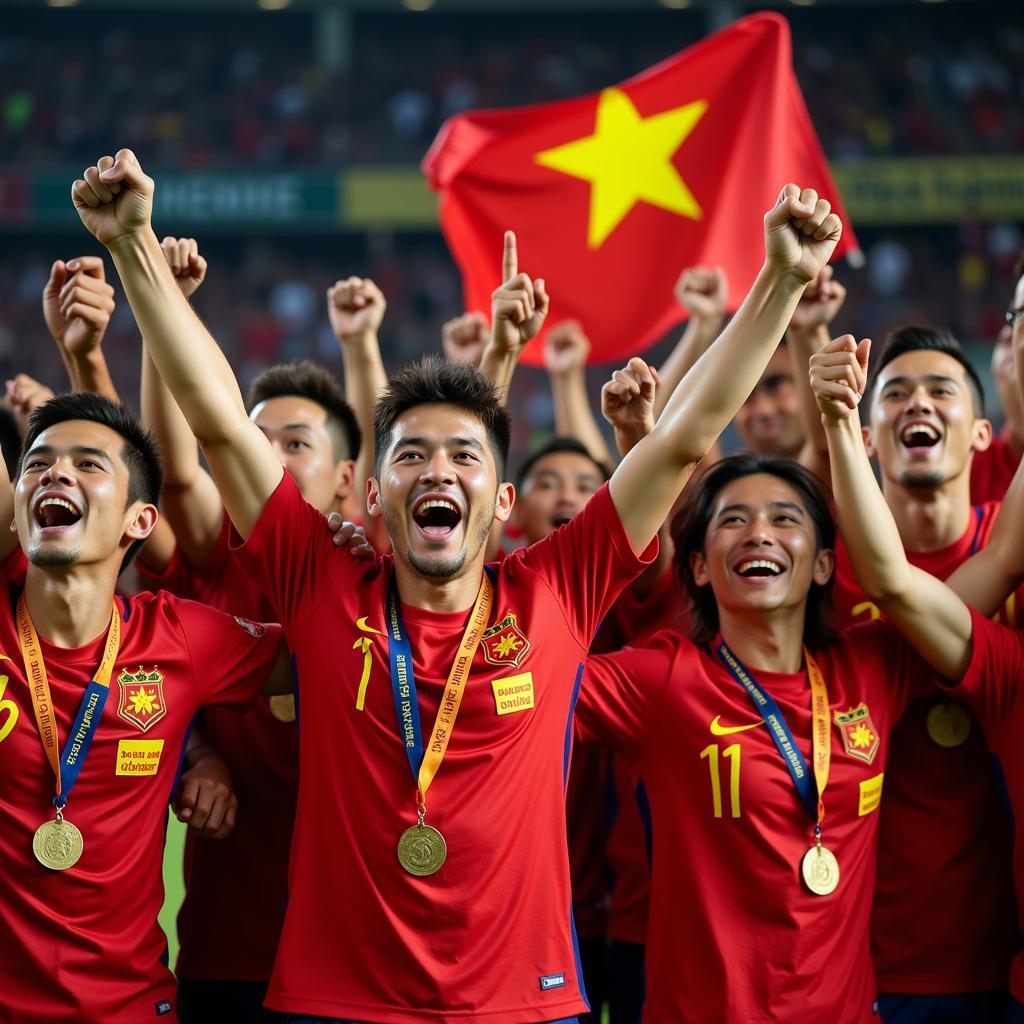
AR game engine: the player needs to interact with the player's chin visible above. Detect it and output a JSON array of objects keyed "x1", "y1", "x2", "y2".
[
  {"x1": 407, "y1": 545, "x2": 469, "y2": 581},
  {"x1": 26, "y1": 541, "x2": 82, "y2": 568}
]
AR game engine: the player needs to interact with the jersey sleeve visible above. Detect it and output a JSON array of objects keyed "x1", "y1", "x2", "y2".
[
  {"x1": 229, "y1": 472, "x2": 364, "y2": 628},
  {"x1": 515, "y1": 483, "x2": 659, "y2": 647},
  {"x1": 169, "y1": 596, "x2": 284, "y2": 708},
  {"x1": 945, "y1": 606, "x2": 1024, "y2": 728},
  {"x1": 575, "y1": 631, "x2": 677, "y2": 760}
]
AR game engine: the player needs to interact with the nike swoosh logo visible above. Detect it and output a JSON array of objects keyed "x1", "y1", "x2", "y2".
[
  {"x1": 356, "y1": 617, "x2": 384, "y2": 635},
  {"x1": 710, "y1": 715, "x2": 763, "y2": 736}
]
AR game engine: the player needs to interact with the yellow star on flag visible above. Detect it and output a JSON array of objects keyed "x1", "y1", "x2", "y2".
[{"x1": 535, "y1": 87, "x2": 708, "y2": 249}]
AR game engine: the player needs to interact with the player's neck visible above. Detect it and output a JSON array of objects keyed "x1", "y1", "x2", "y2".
[
  {"x1": 718, "y1": 607, "x2": 805, "y2": 674},
  {"x1": 393, "y1": 559, "x2": 486, "y2": 614},
  {"x1": 22, "y1": 564, "x2": 118, "y2": 649},
  {"x1": 881, "y1": 472, "x2": 971, "y2": 553}
]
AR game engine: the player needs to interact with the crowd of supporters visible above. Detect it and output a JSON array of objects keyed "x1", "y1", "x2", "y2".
[{"x1": 1, "y1": 2, "x2": 1021, "y2": 169}]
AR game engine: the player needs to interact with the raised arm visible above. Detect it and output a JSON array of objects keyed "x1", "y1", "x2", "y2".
[
  {"x1": 609, "y1": 184, "x2": 842, "y2": 554},
  {"x1": 41, "y1": 255, "x2": 120, "y2": 401},
  {"x1": 140, "y1": 237, "x2": 225, "y2": 569},
  {"x1": 811, "y1": 334, "x2": 974, "y2": 680},
  {"x1": 544, "y1": 320, "x2": 613, "y2": 469},
  {"x1": 653, "y1": 265, "x2": 727, "y2": 419},
  {"x1": 327, "y1": 276, "x2": 388, "y2": 524},
  {"x1": 441, "y1": 311, "x2": 489, "y2": 369},
  {"x1": 785, "y1": 264, "x2": 847, "y2": 480},
  {"x1": 73, "y1": 150, "x2": 282, "y2": 538}
]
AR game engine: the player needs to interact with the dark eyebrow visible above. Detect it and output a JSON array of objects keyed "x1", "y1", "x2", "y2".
[
  {"x1": 881, "y1": 374, "x2": 960, "y2": 390},
  {"x1": 281, "y1": 423, "x2": 315, "y2": 433},
  {"x1": 716, "y1": 500, "x2": 804, "y2": 517},
  {"x1": 24, "y1": 444, "x2": 113, "y2": 466}
]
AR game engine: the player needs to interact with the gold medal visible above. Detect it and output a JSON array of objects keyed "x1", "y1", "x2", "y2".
[
  {"x1": 33, "y1": 816, "x2": 84, "y2": 871},
  {"x1": 926, "y1": 701, "x2": 971, "y2": 748},
  {"x1": 269, "y1": 694, "x2": 297, "y2": 723},
  {"x1": 397, "y1": 824, "x2": 447, "y2": 877},
  {"x1": 801, "y1": 843, "x2": 840, "y2": 896}
]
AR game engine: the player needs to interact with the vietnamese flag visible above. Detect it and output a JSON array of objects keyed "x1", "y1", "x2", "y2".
[{"x1": 422, "y1": 12, "x2": 859, "y2": 366}]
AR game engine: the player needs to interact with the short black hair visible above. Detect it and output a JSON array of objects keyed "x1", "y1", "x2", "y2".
[
  {"x1": 20, "y1": 393, "x2": 163, "y2": 572},
  {"x1": 373, "y1": 356, "x2": 511, "y2": 480},
  {"x1": 246, "y1": 360, "x2": 361, "y2": 463},
  {"x1": 670, "y1": 453, "x2": 836, "y2": 651},
  {"x1": 868, "y1": 326, "x2": 985, "y2": 417},
  {"x1": 516, "y1": 436, "x2": 611, "y2": 488},
  {"x1": 0, "y1": 405, "x2": 21, "y2": 479}
]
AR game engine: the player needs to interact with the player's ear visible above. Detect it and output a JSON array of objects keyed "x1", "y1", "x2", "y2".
[
  {"x1": 494, "y1": 482, "x2": 514, "y2": 524},
  {"x1": 366, "y1": 477, "x2": 383, "y2": 519},
  {"x1": 125, "y1": 502, "x2": 158, "y2": 542},
  {"x1": 333, "y1": 458, "x2": 356, "y2": 503},
  {"x1": 813, "y1": 548, "x2": 834, "y2": 587},
  {"x1": 690, "y1": 549, "x2": 710, "y2": 587}
]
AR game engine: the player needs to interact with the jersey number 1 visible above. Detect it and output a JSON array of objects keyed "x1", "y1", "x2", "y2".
[
  {"x1": 700, "y1": 743, "x2": 741, "y2": 818},
  {"x1": 0, "y1": 675, "x2": 18, "y2": 744}
]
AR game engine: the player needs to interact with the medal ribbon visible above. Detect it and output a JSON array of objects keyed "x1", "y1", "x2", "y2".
[
  {"x1": 386, "y1": 574, "x2": 494, "y2": 815},
  {"x1": 18, "y1": 596, "x2": 121, "y2": 810},
  {"x1": 715, "y1": 641, "x2": 830, "y2": 830}
]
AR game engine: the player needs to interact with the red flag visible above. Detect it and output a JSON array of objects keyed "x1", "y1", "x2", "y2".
[{"x1": 423, "y1": 12, "x2": 858, "y2": 366}]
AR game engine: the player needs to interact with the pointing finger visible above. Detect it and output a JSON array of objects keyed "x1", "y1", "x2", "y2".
[{"x1": 502, "y1": 230, "x2": 517, "y2": 281}]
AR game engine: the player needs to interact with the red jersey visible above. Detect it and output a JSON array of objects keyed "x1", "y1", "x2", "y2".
[
  {"x1": 141, "y1": 514, "x2": 300, "y2": 982},
  {"x1": 231, "y1": 474, "x2": 657, "y2": 1022},
  {"x1": 832, "y1": 504, "x2": 1020, "y2": 994},
  {"x1": 970, "y1": 427, "x2": 1020, "y2": 504},
  {"x1": 953, "y1": 609, "x2": 1024, "y2": 1002},
  {"x1": 578, "y1": 623, "x2": 930, "y2": 1024},
  {"x1": 0, "y1": 586, "x2": 281, "y2": 1023}
]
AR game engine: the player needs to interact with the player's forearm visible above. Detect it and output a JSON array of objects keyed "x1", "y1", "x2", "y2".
[
  {"x1": 108, "y1": 230, "x2": 247, "y2": 444},
  {"x1": 788, "y1": 324, "x2": 831, "y2": 476},
  {"x1": 826, "y1": 412, "x2": 914, "y2": 602},
  {"x1": 655, "y1": 264, "x2": 804, "y2": 466},
  {"x1": 141, "y1": 347, "x2": 202, "y2": 488},
  {"x1": 339, "y1": 329, "x2": 387, "y2": 518},
  {"x1": 479, "y1": 342, "x2": 520, "y2": 407},
  {"x1": 550, "y1": 370, "x2": 613, "y2": 466},
  {"x1": 653, "y1": 314, "x2": 722, "y2": 420},
  {"x1": 67, "y1": 347, "x2": 120, "y2": 403}
]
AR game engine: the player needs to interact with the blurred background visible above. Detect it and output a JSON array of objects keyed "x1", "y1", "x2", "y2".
[{"x1": 1, "y1": 0, "x2": 1022, "y2": 460}]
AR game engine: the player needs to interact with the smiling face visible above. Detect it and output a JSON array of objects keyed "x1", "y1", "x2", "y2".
[
  {"x1": 867, "y1": 350, "x2": 991, "y2": 490},
  {"x1": 689, "y1": 473, "x2": 833, "y2": 624},
  {"x1": 14, "y1": 419, "x2": 156, "y2": 572},
  {"x1": 368, "y1": 403, "x2": 513, "y2": 580},
  {"x1": 513, "y1": 451, "x2": 604, "y2": 544},
  {"x1": 250, "y1": 395, "x2": 354, "y2": 515},
  {"x1": 734, "y1": 346, "x2": 804, "y2": 458}
]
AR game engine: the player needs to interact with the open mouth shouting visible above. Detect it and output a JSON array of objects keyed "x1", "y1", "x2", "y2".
[
  {"x1": 733, "y1": 556, "x2": 785, "y2": 583},
  {"x1": 898, "y1": 420, "x2": 942, "y2": 454},
  {"x1": 33, "y1": 492, "x2": 83, "y2": 534},
  {"x1": 411, "y1": 493, "x2": 464, "y2": 542}
]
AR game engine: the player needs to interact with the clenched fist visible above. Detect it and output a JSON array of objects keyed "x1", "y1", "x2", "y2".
[
  {"x1": 763, "y1": 184, "x2": 843, "y2": 286},
  {"x1": 442, "y1": 312, "x2": 489, "y2": 367},
  {"x1": 72, "y1": 149, "x2": 154, "y2": 248},
  {"x1": 674, "y1": 265, "x2": 728, "y2": 321},
  {"x1": 161, "y1": 237, "x2": 207, "y2": 299},
  {"x1": 327, "y1": 277, "x2": 386, "y2": 342}
]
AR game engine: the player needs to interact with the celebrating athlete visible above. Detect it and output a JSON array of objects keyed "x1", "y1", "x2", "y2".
[{"x1": 74, "y1": 147, "x2": 841, "y2": 1023}]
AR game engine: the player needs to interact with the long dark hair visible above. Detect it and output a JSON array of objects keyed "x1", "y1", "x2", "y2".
[{"x1": 671, "y1": 453, "x2": 837, "y2": 650}]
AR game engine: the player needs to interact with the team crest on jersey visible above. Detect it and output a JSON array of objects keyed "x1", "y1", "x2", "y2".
[
  {"x1": 482, "y1": 612, "x2": 531, "y2": 668},
  {"x1": 834, "y1": 703, "x2": 879, "y2": 765},
  {"x1": 117, "y1": 667, "x2": 167, "y2": 733}
]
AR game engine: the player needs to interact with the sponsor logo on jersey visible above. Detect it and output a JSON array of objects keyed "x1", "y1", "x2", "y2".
[
  {"x1": 117, "y1": 667, "x2": 167, "y2": 733},
  {"x1": 858, "y1": 772, "x2": 884, "y2": 816},
  {"x1": 482, "y1": 611, "x2": 530, "y2": 668},
  {"x1": 116, "y1": 738, "x2": 165, "y2": 776},
  {"x1": 233, "y1": 616, "x2": 266, "y2": 639},
  {"x1": 834, "y1": 703, "x2": 880, "y2": 765},
  {"x1": 492, "y1": 672, "x2": 535, "y2": 716},
  {"x1": 709, "y1": 714, "x2": 761, "y2": 736},
  {"x1": 539, "y1": 972, "x2": 566, "y2": 991},
  {"x1": 155, "y1": 999, "x2": 173, "y2": 1016}
]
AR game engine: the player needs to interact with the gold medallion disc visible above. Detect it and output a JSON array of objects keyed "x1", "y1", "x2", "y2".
[
  {"x1": 33, "y1": 818, "x2": 84, "y2": 871},
  {"x1": 926, "y1": 701, "x2": 971, "y2": 748},
  {"x1": 397, "y1": 824, "x2": 447, "y2": 877},
  {"x1": 801, "y1": 844, "x2": 840, "y2": 896},
  {"x1": 269, "y1": 694, "x2": 297, "y2": 723}
]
